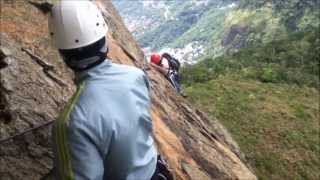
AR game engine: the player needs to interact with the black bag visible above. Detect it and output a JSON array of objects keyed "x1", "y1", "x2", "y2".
[
  {"x1": 162, "y1": 53, "x2": 180, "y2": 72},
  {"x1": 168, "y1": 57, "x2": 180, "y2": 72},
  {"x1": 150, "y1": 155, "x2": 174, "y2": 180}
]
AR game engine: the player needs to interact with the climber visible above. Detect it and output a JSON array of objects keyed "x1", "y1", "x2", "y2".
[
  {"x1": 150, "y1": 53, "x2": 181, "y2": 93},
  {"x1": 48, "y1": 1, "x2": 173, "y2": 180}
]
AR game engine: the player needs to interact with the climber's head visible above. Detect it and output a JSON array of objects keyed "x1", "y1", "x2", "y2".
[
  {"x1": 48, "y1": 0, "x2": 108, "y2": 71},
  {"x1": 150, "y1": 54, "x2": 162, "y2": 65}
]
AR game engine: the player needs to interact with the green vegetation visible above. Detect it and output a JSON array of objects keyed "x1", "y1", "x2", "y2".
[
  {"x1": 138, "y1": 0, "x2": 213, "y2": 50},
  {"x1": 136, "y1": 0, "x2": 237, "y2": 51},
  {"x1": 224, "y1": 7, "x2": 287, "y2": 44},
  {"x1": 184, "y1": 77, "x2": 319, "y2": 179},
  {"x1": 139, "y1": 18, "x2": 195, "y2": 50},
  {"x1": 220, "y1": 0, "x2": 320, "y2": 57},
  {"x1": 170, "y1": 8, "x2": 228, "y2": 48},
  {"x1": 182, "y1": 28, "x2": 320, "y2": 179},
  {"x1": 183, "y1": 28, "x2": 320, "y2": 87}
]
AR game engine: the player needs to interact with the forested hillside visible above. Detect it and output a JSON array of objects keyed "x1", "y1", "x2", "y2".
[
  {"x1": 114, "y1": 0, "x2": 319, "y2": 64},
  {"x1": 181, "y1": 0, "x2": 320, "y2": 179},
  {"x1": 114, "y1": 0, "x2": 237, "y2": 49},
  {"x1": 221, "y1": 0, "x2": 319, "y2": 51},
  {"x1": 183, "y1": 28, "x2": 319, "y2": 87},
  {"x1": 113, "y1": 0, "x2": 237, "y2": 63}
]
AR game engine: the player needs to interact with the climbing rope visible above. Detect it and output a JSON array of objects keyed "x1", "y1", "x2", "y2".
[{"x1": 0, "y1": 120, "x2": 54, "y2": 144}]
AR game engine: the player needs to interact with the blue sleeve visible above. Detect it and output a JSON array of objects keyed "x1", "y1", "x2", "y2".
[
  {"x1": 53, "y1": 112, "x2": 105, "y2": 180},
  {"x1": 66, "y1": 114, "x2": 105, "y2": 180}
]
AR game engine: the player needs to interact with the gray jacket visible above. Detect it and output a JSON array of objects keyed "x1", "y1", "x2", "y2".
[{"x1": 53, "y1": 60, "x2": 157, "y2": 180}]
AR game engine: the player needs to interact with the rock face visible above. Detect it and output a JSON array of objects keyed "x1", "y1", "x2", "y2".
[
  {"x1": 0, "y1": 1, "x2": 256, "y2": 179},
  {"x1": 222, "y1": 25, "x2": 250, "y2": 49}
]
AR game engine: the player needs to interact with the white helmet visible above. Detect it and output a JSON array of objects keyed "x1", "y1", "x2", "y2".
[{"x1": 48, "y1": 0, "x2": 108, "y2": 50}]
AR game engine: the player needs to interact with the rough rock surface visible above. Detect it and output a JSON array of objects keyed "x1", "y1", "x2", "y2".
[
  {"x1": 222, "y1": 25, "x2": 251, "y2": 51},
  {"x1": 0, "y1": 1, "x2": 257, "y2": 179}
]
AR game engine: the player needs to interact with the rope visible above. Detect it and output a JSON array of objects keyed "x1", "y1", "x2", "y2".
[{"x1": 0, "y1": 120, "x2": 55, "y2": 144}]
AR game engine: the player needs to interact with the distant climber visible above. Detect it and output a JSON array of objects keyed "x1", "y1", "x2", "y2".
[
  {"x1": 48, "y1": 1, "x2": 172, "y2": 179},
  {"x1": 150, "y1": 53, "x2": 181, "y2": 93}
]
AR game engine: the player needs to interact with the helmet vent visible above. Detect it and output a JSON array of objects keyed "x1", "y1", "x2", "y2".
[{"x1": 75, "y1": 39, "x2": 79, "y2": 43}]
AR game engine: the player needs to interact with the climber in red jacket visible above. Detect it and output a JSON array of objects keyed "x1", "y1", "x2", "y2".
[
  {"x1": 150, "y1": 54, "x2": 168, "y2": 75},
  {"x1": 150, "y1": 53, "x2": 181, "y2": 93}
]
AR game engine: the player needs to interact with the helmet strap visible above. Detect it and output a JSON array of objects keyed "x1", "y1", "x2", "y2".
[
  {"x1": 59, "y1": 37, "x2": 108, "y2": 72},
  {"x1": 64, "y1": 50, "x2": 106, "y2": 72}
]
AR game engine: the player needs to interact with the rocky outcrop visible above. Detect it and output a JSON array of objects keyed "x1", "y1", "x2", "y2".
[
  {"x1": 222, "y1": 25, "x2": 250, "y2": 50},
  {"x1": 0, "y1": 0, "x2": 256, "y2": 179}
]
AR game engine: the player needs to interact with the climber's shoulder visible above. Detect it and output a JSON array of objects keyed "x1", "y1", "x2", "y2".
[{"x1": 110, "y1": 62, "x2": 146, "y2": 82}]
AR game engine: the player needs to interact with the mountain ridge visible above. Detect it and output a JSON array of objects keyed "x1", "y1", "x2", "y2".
[{"x1": 114, "y1": 0, "x2": 319, "y2": 63}]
